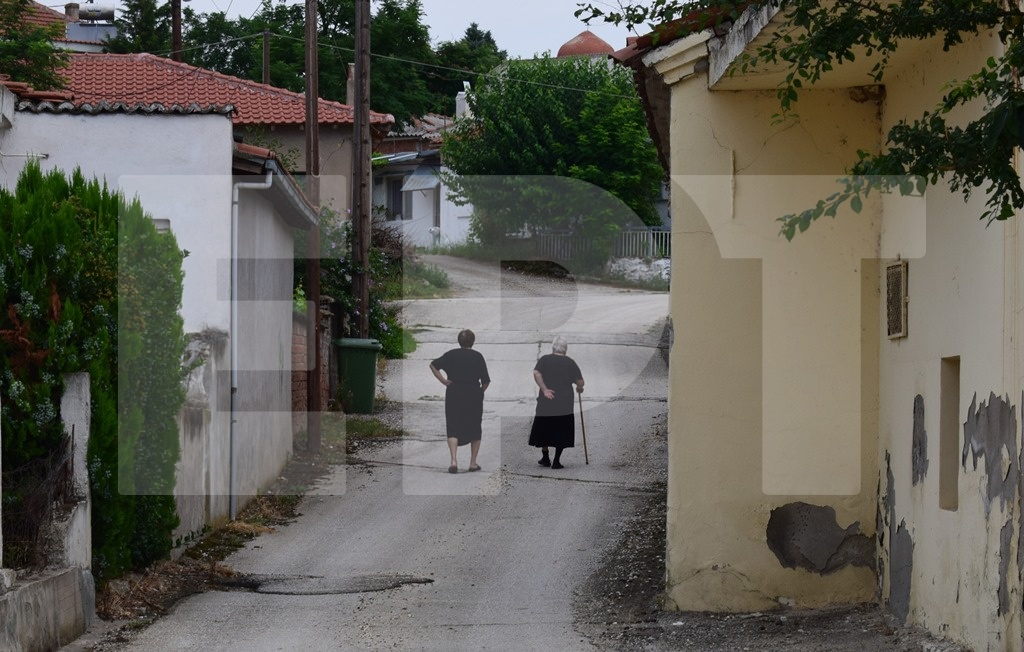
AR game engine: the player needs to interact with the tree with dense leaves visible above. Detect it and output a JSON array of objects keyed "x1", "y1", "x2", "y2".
[
  {"x1": 441, "y1": 55, "x2": 664, "y2": 252},
  {"x1": 577, "y1": 0, "x2": 1024, "y2": 238},
  {"x1": 106, "y1": 0, "x2": 170, "y2": 54},
  {"x1": 429, "y1": 23, "x2": 507, "y2": 114},
  {"x1": 0, "y1": 0, "x2": 69, "y2": 89},
  {"x1": 179, "y1": 0, "x2": 439, "y2": 124}
]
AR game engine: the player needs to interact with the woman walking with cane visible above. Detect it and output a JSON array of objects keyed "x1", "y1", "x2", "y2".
[{"x1": 529, "y1": 336, "x2": 584, "y2": 469}]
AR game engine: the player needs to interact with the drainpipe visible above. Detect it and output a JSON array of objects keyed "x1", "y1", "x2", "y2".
[{"x1": 229, "y1": 171, "x2": 273, "y2": 520}]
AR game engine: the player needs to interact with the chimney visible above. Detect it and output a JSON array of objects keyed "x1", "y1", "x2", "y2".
[
  {"x1": 455, "y1": 91, "x2": 470, "y2": 119},
  {"x1": 64, "y1": 2, "x2": 79, "y2": 20},
  {"x1": 345, "y1": 63, "x2": 355, "y2": 106}
]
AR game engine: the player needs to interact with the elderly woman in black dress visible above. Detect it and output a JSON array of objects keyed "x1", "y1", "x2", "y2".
[
  {"x1": 429, "y1": 329, "x2": 490, "y2": 473},
  {"x1": 529, "y1": 336, "x2": 585, "y2": 469}
]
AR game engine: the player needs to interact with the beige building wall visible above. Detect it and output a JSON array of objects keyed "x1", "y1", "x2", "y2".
[
  {"x1": 875, "y1": 31, "x2": 1022, "y2": 650},
  {"x1": 658, "y1": 35, "x2": 881, "y2": 611},
  {"x1": 651, "y1": 19, "x2": 1023, "y2": 650},
  {"x1": 254, "y1": 126, "x2": 353, "y2": 216}
]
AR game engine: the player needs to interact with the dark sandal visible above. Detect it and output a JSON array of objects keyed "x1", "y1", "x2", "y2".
[
  {"x1": 468, "y1": 465, "x2": 481, "y2": 472},
  {"x1": 448, "y1": 465, "x2": 458, "y2": 474}
]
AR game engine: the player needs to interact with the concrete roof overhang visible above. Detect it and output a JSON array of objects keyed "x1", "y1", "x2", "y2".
[
  {"x1": 707, "y1": 2, "x2": 939, "y2": 91},
  {"x1": 617, "y1": 1, "x2": 952, "y2": 166}
]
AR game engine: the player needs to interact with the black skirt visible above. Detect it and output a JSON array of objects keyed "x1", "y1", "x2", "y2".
[
  {"x1": 528, "y1": 413, "x2": 575, "y2": 449},
  {"x1": 445, "y1": 383, "x2": 484, "y2": 446}
]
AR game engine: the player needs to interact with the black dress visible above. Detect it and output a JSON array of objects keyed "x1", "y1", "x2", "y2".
[
  {"x1": 528, "y1": 353, "x2": 583, "y2": 449},
  {"x1": 431, "y1": 347, "x2": 490, "y2": 446}
]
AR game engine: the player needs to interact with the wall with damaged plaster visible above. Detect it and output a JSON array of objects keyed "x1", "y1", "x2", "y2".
[
  {"x1": 657, "y1": 32, "x2": 880, "y2": 612},
  {"x1": 875, "y1": 30, "x2": 1022, "y2": 652},
  {"x1": 173, "y1": 191, "x2": 295, "y2": 538}
]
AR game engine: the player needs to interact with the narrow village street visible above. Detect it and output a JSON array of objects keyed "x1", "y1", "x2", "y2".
[
  {"x1": 62, "y1": 255, "x2": 970, "y2": 651},
  {"x1": 79, "y1": 255, "x2": 671, "y2": 651}
]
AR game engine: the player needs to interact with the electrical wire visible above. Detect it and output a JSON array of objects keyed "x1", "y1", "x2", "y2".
[{"x1": 269, "y1": 31, "x2": 636, "y2": 99}]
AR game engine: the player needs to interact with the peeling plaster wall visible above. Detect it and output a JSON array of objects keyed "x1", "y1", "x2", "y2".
[
  {"x1": 765, "y1": 502, "x2": 875, "y2": 575},
  {"x1": 656, "y1": 18, "x2": 1023, "y2": 649},
  {"x1": 662, "y1": 36, "x2": 880, "y2": 610},
  {"x1": 911, "y1": 395, "x2": 928, "y2": 486},
  {"x1": 875, "y1": 31, "x2": 1022, "y2": 651},
  {"x1": 175, "y1": 332, "x2": 231, "y2": 540}
]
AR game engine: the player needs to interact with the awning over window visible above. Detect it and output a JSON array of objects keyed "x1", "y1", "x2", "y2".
[{"x1": 400, "y1": 166, "x2": 440, "y2": 192}]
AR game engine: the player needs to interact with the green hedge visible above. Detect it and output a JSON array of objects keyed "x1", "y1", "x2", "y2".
[{"x1": 0, "y1": 163, "x2": 185, "y2": 580}]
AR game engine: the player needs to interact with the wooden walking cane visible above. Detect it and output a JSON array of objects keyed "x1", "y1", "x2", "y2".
[{"x1": 578, "y1": 391, "x2": 589, "y2": 464}]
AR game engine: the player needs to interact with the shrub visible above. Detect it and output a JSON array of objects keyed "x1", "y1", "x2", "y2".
[
  {"x1": 0, "y1": 163, "x2": 185, "y2": 580},
  {"x1": 297, "y1": 210, "x2": 408, "y2": 359}
]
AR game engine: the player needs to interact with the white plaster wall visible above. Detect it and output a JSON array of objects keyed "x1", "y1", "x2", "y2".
[
  {"x1": 59, "y1": 373, "x2": 92, "y2": 570},
  {"x1": 400, "y1": 188, "x2": 438, "y2": 247},
  {"x1": 0, "y1": 110, "x2": 235, "y2": 334},
  {"x1": 438, "y1": 171, "x2": 473, "y2": 245},
  {"x1": 175, "y1": 332, "x2": 231, "y2": 538},
  {"x1": 876, "y1": 31, "x2": 1019, "y2": 650},
  {"x1": 665, "y1": 68, "x2": 882, "y2": 609},
  {"x1": 234, "y1": 189, "x2": 295, "y2": 500}
]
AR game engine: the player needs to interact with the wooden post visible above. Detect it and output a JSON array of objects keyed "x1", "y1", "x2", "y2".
[
  {"x1": 305, "y1": 0, "x2": 322, "y2": 452},
  {"x1": 262, "y1": 30, "x2": 271, "y2": 85},
  {"x1": 352, "y1": 0, "x2": 372, "y2": 339},
  {"x1": 171, "y1": 0, "x2": 182, "y2": 61}
]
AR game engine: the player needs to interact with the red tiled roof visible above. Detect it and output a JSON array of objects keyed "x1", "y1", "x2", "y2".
[
  {"x1": 389, "y1": 113, "x2": 454, "y2": 142},
  {"x1": 557, "y1": 30, "x2": 614, "y2": 58},
  {"x1": 612, "y1": 3, "x2": 749, "y2": 65},
  {"x1": 63, "y1": 53, "x2": 395, "y2": 127},
  {"x1": 24, "y1": 1, "x2": 70, "y2": 29}
]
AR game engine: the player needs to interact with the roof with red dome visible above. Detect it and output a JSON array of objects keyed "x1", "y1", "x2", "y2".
[{"x1": 556, "y1": 30, "x2": 614, "y2": 58}]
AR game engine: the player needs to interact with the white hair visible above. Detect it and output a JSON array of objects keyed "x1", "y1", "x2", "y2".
[{"x1": 551, "y1": 336, "x2": 568, "y2": 354}]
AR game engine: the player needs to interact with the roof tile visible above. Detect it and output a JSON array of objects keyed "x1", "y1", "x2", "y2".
[{"x1": 63, "y1": 53, "x2": 395, "y2": 127}]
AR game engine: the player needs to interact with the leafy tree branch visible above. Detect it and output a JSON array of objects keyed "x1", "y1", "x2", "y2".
[{"x1": 577, "y1": 0, "x2": 1024, "y2": 237}]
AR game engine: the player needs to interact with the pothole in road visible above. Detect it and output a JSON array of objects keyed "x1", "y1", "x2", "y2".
[{"x1": 223, "y1": 573, "x2": 434, "y2": 595}]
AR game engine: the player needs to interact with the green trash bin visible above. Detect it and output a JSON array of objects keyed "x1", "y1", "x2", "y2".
[{"x1": 336, "y1": 338, "x2": 382, "y2": 414}]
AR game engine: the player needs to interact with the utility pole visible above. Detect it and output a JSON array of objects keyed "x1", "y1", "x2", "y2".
[
  {"x1": 171, "y1": 0, "x2": 182, "y2": 61},
  {"x1": 304, "y1": 0, "x2": 322, "y2": 452},
  {"x1": 262, "y1": 30, "x2": 271, "y2": 85},
  {"x1": 352, "y1": 0, "x2": 371, "y2": 339}
]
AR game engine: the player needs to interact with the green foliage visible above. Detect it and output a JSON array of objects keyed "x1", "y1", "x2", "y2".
[
  {"x1": 405, "y1": 260, "x2": 450, "y2": 291},
  {"x1": 106, "y1": 0, "x2": 171, "y2": 54},
  {"x1": 0, "y1": 163, "x2": 185, "y2": 579},
  {"x1": 578, "y1": 0, "x2": 1024, "y2": 236},
  {"x1": 296, "y1": 211, "x2": 408, "y2": 359},
  {"x1": 441, "y1": 56, "x2": 664, "y2": 254},
  {"x1": 0, "y1": 0, "x2": 69, "y2": 89},
  {"x1": 430, "y1": 23, "x2": 508, "y2": 114},
  {"x1": 178, "y1": 0, "x2": 456, "y2": 124}
]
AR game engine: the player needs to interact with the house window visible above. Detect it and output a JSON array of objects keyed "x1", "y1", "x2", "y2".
[
  {"x1": 387, "y1": 178, "x2": 403, "y2": 220},
  {"x1": 386, "y1": 177, "x2": 411, "y2": 220},
  {"x1": 939, "y1": 356, "x2": 960, "y2": 511},
  {"x1": 886, "y1": 260, "x2": 908, "y2": 339}
]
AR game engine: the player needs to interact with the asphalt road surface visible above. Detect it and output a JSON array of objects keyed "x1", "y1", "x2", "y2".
[{"x1": 102, "y1": 255, "x2": 671, "y2": 651}]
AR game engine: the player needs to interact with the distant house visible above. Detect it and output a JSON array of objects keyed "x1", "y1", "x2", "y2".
[
  {"x1": 617, "y1": 5, "x2": 1024, "y2": 651},
  {"x1": 25, "y1": 1, "x2": 114, "y2": 53},
  {"x1": 374, "y1": 111, "x2": 472, "y2": 247}
]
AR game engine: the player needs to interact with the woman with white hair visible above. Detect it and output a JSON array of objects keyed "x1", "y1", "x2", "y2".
[{"x1": 528, "y1": 336, "x2": 585, "y2": 469}]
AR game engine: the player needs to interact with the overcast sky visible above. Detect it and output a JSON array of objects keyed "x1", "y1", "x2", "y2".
[{"x1": 82, "y1": 0, "x2": 637, "y2": 60}]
